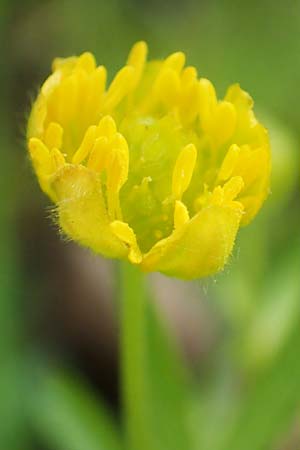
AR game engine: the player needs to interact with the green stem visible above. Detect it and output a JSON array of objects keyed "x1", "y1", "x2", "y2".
[
  {"x1": 119, "y1": 262, "x2": 151, "y2": 450},
  {"x1": 119, "y1": 262, "x2": 192, "y2": 450}
]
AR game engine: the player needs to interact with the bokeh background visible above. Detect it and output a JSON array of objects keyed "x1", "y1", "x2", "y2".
[{"x1": 1, "y1": 1, "x2": 299, "y2": 449}]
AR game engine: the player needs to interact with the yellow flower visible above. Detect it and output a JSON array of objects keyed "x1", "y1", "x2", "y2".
[{"x1": 27, "y1": 41, "x2": 271, "y2": 279}]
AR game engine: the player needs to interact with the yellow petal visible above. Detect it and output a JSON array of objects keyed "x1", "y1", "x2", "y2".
[
  {"x1": 127, "y1": 41, "x2": 148, "y2": 88},
  {"x1": 28, "y1": 138, "x2": 56, "y2": 198},
  {"x1": 77, "y1": 52, "x2": 96, "y2": 73},
  {"x1": 127, "y1": 41, "x2": 148, "y2": 68},
  {"x1": 27, "y1": 96, "x2": 47, "y2": 139},
  {"x1": 223, "y1": 176, "x2": 244, "y2": 201},
  {"x1": 106, "y1": 133, "x2": 129, "y2": 220},
  {"x1": 87, "y1": 136, "x2": 109, "y2": 172},
  {"x1": 225, "y1": 83, "x2": 253, "y2": 109},
  {"x1": 104, "y1": 66, "x2": 135, "y2": 111},
  {"x1": 198, "y1": 78, "x2": 217, "y2": 131},
  {"x1": 142, "y1": 203, "x2": 243, "y2": 279},
  {"x1": 181, "y1": 66, "x2": 197, "y2": 86},
  {"x1": 232, "y1": 145, "x2": 271, "y2": 224},
  {"x1": 52, "y1": 56, "x2": 77, "y2": 74},
  {"x1": 172, "y1": 143, "x2": 197, "y2": 200},
  {"x1": 154, "y1": 68, "x2": 181, "y2": 108},
  {"x1": 50, "y1": 148, "x2": 65, "y2": 171},
  {"x1": 163, "y1": 51, "x2": 186, "y2": 73},
  {"x1": 110, "y1": 220, "x2": 142, "y2": 264},
  {"x1": 72, "y1": 125, "x2": 97, "y2": 164},
  {"x1": 93, "y1": 66, "x2": 107, "y2": 95},
  {"x1": 174, "y1": 200, "x2": 190, "y2": 229},
  {"x1": 51, "y1": 165, "x2": 128, "y2": 259},
  {"x1": 180, "y1": 81, "x2": 201, "y2": 124},
  {"x1": 218, "y1": 144, "x2": 240, "y2": 181},
  {"x1": 97, "y1": 115, "x2": 117, "y2": 141},
  {"x1": 45, "y1": 122, "x2": 63, "y2": 150},
  {"x1": 28, "y1": 137, "x2": 50, "y2": 169},
  {"x1": 57, "y1": 75, "x2": 78, "y2": 125},
  {"x1": 211, "y1": 101, "x2": 237, "y2": 147},
  {"x1": 224, "y1": 84, "x2": 267, "y2": 147}
]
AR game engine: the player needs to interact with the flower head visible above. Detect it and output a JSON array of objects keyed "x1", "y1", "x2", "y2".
[{"x1": 27, "y1": 42, "x2": 271, "y2": 279}]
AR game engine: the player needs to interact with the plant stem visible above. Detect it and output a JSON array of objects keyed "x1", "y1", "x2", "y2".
[{"x1": 119, "y1": 261, "x2": 151, "y2": 450}]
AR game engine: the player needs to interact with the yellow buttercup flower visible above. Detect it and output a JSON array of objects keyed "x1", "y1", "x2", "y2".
[{"x1": 27, "y1": 42, "x2": 271, "y2": 279}]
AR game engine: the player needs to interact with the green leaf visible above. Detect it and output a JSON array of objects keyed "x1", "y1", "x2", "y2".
[
  {"x1": 120, "y1": 262, "x2": 193, "y2": 450},
  {"x1": 220, "y1": 242, "x2": 300, "y2": 450},
  {"x1": 222, "y1": 322, "x2": 300, "y2": 450},
  {"x1": 244, "y1": 242, "x2": 300, "y2": 370},
  {"x1": 30, "y1": 369, "x2": 124, "y2": 450}
]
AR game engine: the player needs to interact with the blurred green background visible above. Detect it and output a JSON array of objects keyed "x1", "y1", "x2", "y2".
[{"x1": 0, "y1": 1, "x2": 299, "y2": 449}]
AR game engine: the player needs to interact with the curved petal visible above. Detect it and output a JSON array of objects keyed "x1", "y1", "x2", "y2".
[
  {"x1": 234, "y1": 145, "x2": 271, "y2": 225},
  {"x1": 225, "y1": 84, "x2": 269, "y2": 148},
  {"x1": 51, "y1": 164, "x2": 128, "y2": 259},
  {"x1": 141, "y1": 203, "x2": 243, "y2": 279}
]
